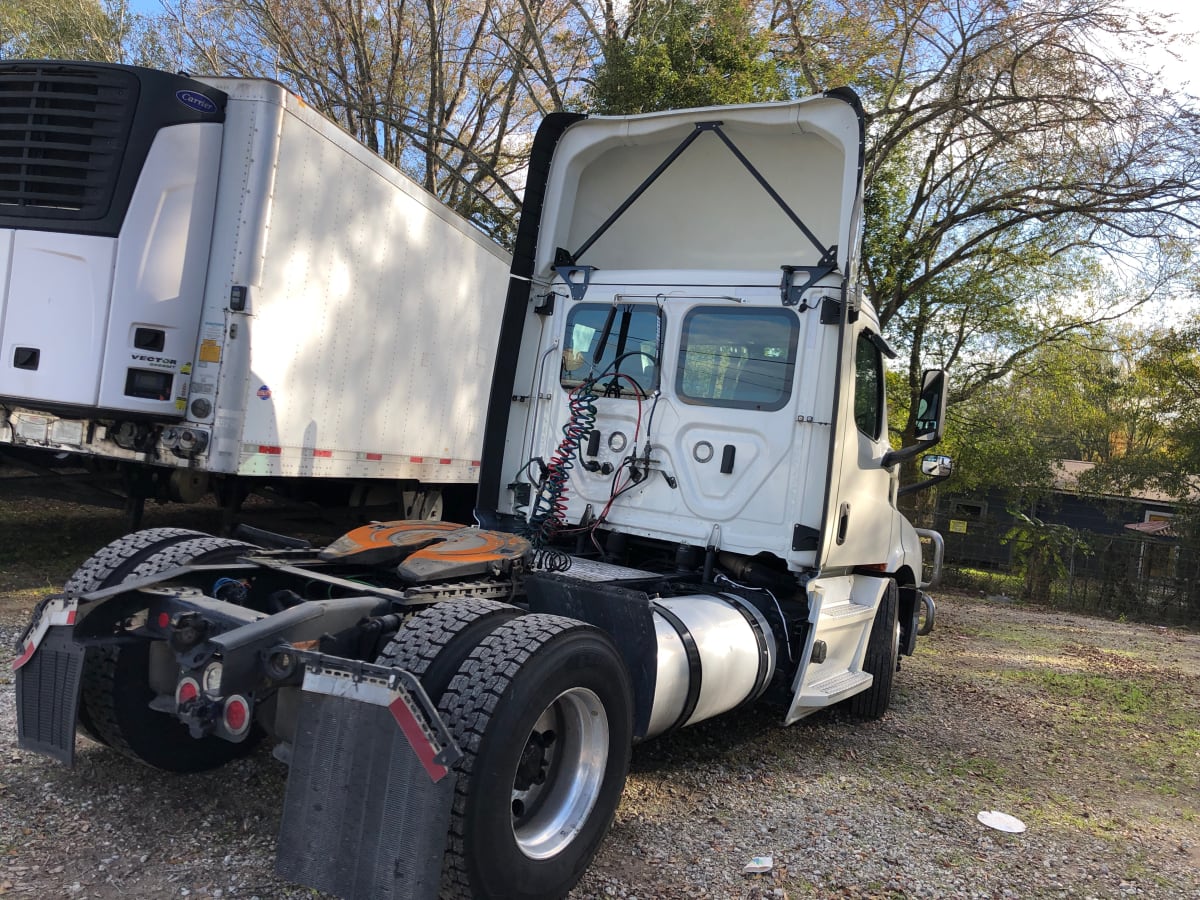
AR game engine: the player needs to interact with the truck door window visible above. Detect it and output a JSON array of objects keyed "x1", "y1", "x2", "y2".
[
  {"x1": 854, "y1": 332, "x2": 884, "y2": 440},
  {"x1": 676, "y1": 307, "x2": 798, "y2": 410},
  {"x1": 561, "y1": 303, "x2": 661, "y2": 396}
]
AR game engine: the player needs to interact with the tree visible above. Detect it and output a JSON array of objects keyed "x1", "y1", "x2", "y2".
[
  {"x1": 587, "y1": 0, "x2": 788, "y2": 114},
  {"x1": 160, "y1": 0, "x2": 598, "y2": 244},
  {"x1": 1, "y1": 0, "x2": 131, "y2": 61},
  {"x1": 763, "y1": 0, "x2": 1200, "y2": 447},
  {"x1": 1078, "y1": 317, "x2": 1200, "y2": 502}
]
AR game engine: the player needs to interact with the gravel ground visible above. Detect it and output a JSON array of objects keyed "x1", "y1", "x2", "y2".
[
  {"x1": 0, "y1": 478, "x2": 1196, "y2": 899},
  {"x1": 2, "y1": 595, "x2": 1197, "y2": 899}
]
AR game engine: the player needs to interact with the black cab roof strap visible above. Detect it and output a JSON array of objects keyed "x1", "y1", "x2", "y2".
[
  {"x1": 705, "y1": 124, "x2": 832, "y2": 263},
  {"x1": 561, "y1": 123, "x2": 710, "y2": 266},
  {"x1": 562, "y1": 120, "x2": 836, "y2": 268}
]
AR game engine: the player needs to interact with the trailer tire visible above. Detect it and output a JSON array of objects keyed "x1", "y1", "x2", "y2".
[
  {"x1": 847, "y1": 579, "x2": 899, "y2": 720},
  {"x1": 439, "y1": 614, "x2": 633, "y2": 900},
  {"x1": 64, "y1": 528, "x2": 210, "y2": 744},
  {"x1": 375, "y1": 599, "x2": 522, "y2": 699},
  {"x1": 78, "y1": 535, "x2": 261, "y2": 771}
]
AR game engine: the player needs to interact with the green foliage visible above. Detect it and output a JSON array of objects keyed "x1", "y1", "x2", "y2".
[
  {"x1": 1001, "y1": 512, "x2": 1092, "y2": 601},
  {"x1": 0, "y1": 0, "x2": 128, "y2": 62},
  {"x1": 587, "y1": 0, "x2": 787, "y2": 114}
]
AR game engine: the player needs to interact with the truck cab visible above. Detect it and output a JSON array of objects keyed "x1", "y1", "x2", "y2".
[{"x1": 482, "y1": 94, "x2": 943, "y2": 723}]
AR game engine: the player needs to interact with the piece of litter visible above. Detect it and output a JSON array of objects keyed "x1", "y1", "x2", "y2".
[
  {"x1": 977, "y1": 810, "x2": 1026, "y2": 833},
  {"x1": 743, "y1": 855, "x2": 773, "y2": 874}
]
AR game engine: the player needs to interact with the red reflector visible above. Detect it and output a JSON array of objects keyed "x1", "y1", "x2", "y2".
[
  {"x1": 439, "y1": 458, "x2": 452, "y2": 465},
  {"x1": 157, "y1": 612, "x2": 170, "y2": 629},
  {"x1": 366, "y1": 452, "x2": 383, "y2": 461},
  {"x1": 409, "y1": 456, "x2": 424, "y2": 463},
  {"x1": 224, "y1": 696, "x2": 250, "y2": 733},
  {"x1": 177, "y1": 679, "x2": 199, "y2": 704}
]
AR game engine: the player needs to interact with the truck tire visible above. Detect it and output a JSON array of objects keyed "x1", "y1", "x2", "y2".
[
  {"x1": 438, "y1": 614, "x2": 634, "y2": 900},
  {"x1": 78, "y1": 534, "x2": 261, "y2": 772},
  {"x1": 375, "y1": 599, "x2": 522, "y2": 699},
  {"x1": 64, "y1": 528, "x2": 210, "y2": 744},
  {"x1": 63, "y1": 527, "x2": 210, "y2": 594},
  {"x1": 847, "y1": 579, "x2": 900, "y2": 720}
]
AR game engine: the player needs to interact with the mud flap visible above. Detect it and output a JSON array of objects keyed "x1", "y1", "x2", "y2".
[
  {"x1": 15, "y1": 626, "x2": 84, "y2": 765},
  {"x1": 275, "y1": 659, "x2": 459, "y2": 900}
]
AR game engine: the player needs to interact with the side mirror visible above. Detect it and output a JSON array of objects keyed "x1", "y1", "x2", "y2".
[
  {"x1": 920, "y1": 454, "x2": 954, "y2": 477},
  {"x1": 898, "y1": 453, "x2": 954, "y2": 496},
  {"x1": 882, "y1": 369, "x2": 950, "y2": 469},
  {"x1": 914, "y1": 369, "x2": 947, "y2": 442}
]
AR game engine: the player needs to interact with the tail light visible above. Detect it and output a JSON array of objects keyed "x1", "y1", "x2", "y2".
[{"x1": 223, "y1": 695, "x2": 251, "y2": 737}]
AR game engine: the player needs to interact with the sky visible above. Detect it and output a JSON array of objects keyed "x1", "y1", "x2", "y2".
[{"x1": 1123, "y1": 0, "x2": 1200, "y2": 93}]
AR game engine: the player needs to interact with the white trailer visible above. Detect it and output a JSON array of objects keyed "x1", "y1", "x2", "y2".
[{"x1": 0, "y1": 61, "x2": 509, "y2": 516}]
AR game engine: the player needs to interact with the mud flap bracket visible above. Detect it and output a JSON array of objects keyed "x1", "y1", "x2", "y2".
[{"x1": 275, "y1": 655, "x2": 459, "y2": 900}]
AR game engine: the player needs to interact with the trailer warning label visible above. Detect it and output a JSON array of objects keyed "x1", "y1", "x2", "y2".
[{"x1": 199, "y1": 339, "x2": 221, "y2": 363}]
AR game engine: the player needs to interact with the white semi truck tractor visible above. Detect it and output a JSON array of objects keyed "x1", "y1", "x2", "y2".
[{"x1": 14, "y1": 81, "x2": 951, "y2": 900}]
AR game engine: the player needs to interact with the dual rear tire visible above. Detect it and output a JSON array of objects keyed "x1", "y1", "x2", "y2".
[
  {"x1": 380, "y1": 604, "x2": 634, "y2": 900},
  {"x1": 67, "y1": 529, "x2": 261, "y2": 771}
]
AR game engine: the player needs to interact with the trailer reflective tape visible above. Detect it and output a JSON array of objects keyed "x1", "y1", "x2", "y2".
[
  {"x1": 312, "y1": 449, "x2": 332, "y2": 458},
  {"x1": 258, "y1": 445, "x2": 282, "y2": 455},
  {"x1": 439, "y1": 458, "x2": 452, "y2": 465},
  {"x1": 471, "y1": 460, "x2": 481, "y2": 467},
  {"x1": 11, "y1": 598, "x2": 78, "y2": 671},
  {"x1": 409, "y1": 456, "x2": 424, "y2": 463},
  {"x1": 366, "y1": 453, "x2": 383, "y2": 461}
]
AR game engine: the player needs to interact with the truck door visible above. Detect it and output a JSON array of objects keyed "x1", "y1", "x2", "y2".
[{"x1": 819, "y1": 319, "x2": 895, "y2": 569}]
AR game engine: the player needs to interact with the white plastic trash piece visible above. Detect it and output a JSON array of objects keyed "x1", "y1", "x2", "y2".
[
  {"x1": 977, "y1": 810, "x2": 1027, "y2": 833},
  {"x1": 742, "y1": 855, "x2": 773, "y2": 874}
]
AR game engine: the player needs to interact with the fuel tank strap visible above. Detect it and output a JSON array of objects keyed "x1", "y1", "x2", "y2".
[
  {"x1": 718, "y1": 593, "x2": 774, "y2": 707},
  {"x1": 650, "y1": 601, "x2": 702, "y2": 733}
]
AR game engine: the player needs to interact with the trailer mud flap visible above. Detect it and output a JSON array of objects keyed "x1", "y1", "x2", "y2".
[
  {"x1": 15, "y1": 626, "x2": 84, "y2": 765},
  {"x1": 276, "y1": 660, "x2": 459, "y2": 900}
]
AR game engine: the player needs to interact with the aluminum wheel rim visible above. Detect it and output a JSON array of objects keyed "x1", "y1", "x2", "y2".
[{"x1": 510, "y1": 686, "x2": 609, "y2": 860}]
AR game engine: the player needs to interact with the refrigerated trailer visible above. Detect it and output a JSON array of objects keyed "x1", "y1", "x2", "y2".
[
  {"x1": 0, "y1": 61, "x2": 510, "y2": 518},
  {"x1": 15, "y1": 88, "x2": 952, "y2": 900}
]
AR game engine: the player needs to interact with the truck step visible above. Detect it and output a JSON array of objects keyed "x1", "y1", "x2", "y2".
[
  {"x1": 818, "y1": 600, "x2": 878, "y2": 622},
  {"x1": 798, "y1": 669, "x2": 873, "y2": 705},
  {"x1": 556, "y1": 557, "x2": 658, "y2": 582}
]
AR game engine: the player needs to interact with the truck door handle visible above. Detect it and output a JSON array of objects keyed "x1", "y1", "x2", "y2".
[
  {"x1": 836, "y1": 502, "x2": 851, "y2": 545},
  {"x1": 720, "y1": 444, "x2": 735, "y2": 474}
]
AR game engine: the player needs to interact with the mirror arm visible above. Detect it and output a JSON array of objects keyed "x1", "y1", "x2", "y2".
[
  {"x1": 897, "y1": 471, "x2": 950, "y2": 497},
  {"x1": 878, "y1": 444, "x2": 921, "y2": 472},
  {"x1": 882, "y1": 423, "x2": 943, "y2": 468}
]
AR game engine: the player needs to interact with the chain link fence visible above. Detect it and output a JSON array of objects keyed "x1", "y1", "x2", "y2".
[{"x1": 933, "y1": 514, "x2": 1200, "y2": 628}]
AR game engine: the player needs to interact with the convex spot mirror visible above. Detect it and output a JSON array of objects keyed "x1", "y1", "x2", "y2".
[
  {"x1": 915, "y1": 369, "x2": 948, "y2": 442},
  {"x1": 921, "y1": 454, "x2": 954, "y2": 478}
]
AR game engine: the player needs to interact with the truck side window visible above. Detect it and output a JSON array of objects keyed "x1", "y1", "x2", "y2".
[
  {"x1": 854, "y1": 331, "x2": 884, "y2": 440},
  {"x1": 676, "y1": 307, "x2": 799, "y2": 410},
  {"x1": 560, "y1": 303, "x2": 661, "y2": 396}
]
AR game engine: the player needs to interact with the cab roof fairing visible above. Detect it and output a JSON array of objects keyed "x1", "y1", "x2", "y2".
[{"x1": 533, "y1": 91, "x2": 866, "y2": 287}]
